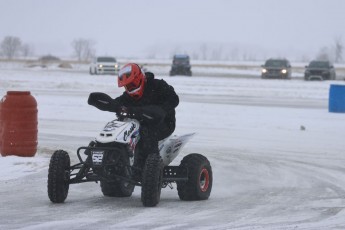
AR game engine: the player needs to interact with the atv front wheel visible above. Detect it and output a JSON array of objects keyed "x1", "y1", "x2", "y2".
[
  {"x1": 177, "y1": 153, "x2": 212, "y2": 201},
  {"x1": 101, "y1": 180, "x2": 134, "y2": 197},
  {"x1": 141, "y1": 154, "x2": 164, "y2": 207},
  {"x1": 48, "y1": 150, "x2": 70, "y2": 203}
]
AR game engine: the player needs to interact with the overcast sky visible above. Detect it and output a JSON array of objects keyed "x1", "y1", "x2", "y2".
[{"x1": 1, "y1": 0, "x2": 344, "y2": 61}]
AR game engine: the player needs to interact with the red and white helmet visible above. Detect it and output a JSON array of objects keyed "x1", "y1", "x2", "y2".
[{"x1": 118, "y1": 63, "x2": 146, "y2": 100}]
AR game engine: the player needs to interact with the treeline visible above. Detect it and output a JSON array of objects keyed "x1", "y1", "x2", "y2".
[
  {"x1": 0, "y1": 35, "x2": 343, "y2": 63},
  {"x1": 0, "y1": 36, "x2": 96, "y2": 62},
  {"x1": 148, "y1": 38, "x2": 344, "y2": 63}
]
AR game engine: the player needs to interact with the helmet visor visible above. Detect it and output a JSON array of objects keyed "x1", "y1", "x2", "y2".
[{"x1": 118, "y1": 65, "x2": 132, "y2": 82}]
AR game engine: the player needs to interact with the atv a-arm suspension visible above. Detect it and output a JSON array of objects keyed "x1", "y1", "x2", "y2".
[{"x1": 68, "y1": 146, "x2": 132, "y2": 184}]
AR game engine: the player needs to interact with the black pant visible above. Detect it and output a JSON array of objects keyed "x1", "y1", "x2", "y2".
[
  {"x1": 139, "y1": 120, "x2": 175, "y2": 156},
  {"x1": 134, "y1": 120, "x2": 175, "y2": 168}
]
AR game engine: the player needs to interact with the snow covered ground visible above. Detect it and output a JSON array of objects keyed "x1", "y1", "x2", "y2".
[{"x1": 1, "y1": 64, "x2": 345, "y2": 229}]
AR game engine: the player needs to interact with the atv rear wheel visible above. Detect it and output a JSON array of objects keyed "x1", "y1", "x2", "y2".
[
  {"x1": 48, "y1": 150, "x2": 70, "y2": 203},
  {"x1": 177, "y1": 153, "x2": 212, "y2": 201},
  {"x1": 141, "y1": 154, "x2": 164, "y2": 207},
  {"x1": 101, "y1": 180, "x2": 134, "y2": 197}
]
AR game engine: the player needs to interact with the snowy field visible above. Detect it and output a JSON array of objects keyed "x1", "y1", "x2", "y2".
[{"x1": 1, "y1": 65, "x2": 345, "y2": 229}]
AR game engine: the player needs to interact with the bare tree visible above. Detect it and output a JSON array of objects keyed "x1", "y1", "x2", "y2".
[
  {"x1": 229, "y1": 47, "x2": 239, "y2": 61},
  {"x1": 334, "y1": 36, "x2": 343, "y2": 63},
  {"x1": 200, "y1": 43, "x2": 208, "y2": 60},
  {"x1": 316, "y1": 46, "x2": 330, "y2": 61},
  {"x1": 71, "y1": 38, "x2": 95, "y2": 61},
  {"x1": 191, "y1": 51, "x2": 199, "y2": 60},
  {"x1": 21, "y1": 43, "x2": 34, "y2": 58},
  {"x1": 1, "y1": 36, "x2": 22, "y2": 59},
  {"x1": 211, "y1": 45, "x2": 223, "y2": 60},
  {"x1": 146, "y1": 45, "x2": 159, "y2": 59}
]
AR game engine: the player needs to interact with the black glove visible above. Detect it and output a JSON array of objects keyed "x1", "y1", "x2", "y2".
[
  {"x1": 116, "y1": 105, "x2": 165, "y2": 124},
  {"x1": 88, "y1": 92, "x2": 113, "y2": 111},
  {"x1": 116, "y1": 106, "x2": 138, "y2": 119}
]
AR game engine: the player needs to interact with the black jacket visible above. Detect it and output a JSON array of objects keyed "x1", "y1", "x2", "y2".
[{"x1": 88, "y1": 72, "x2": 179, "y2": 128}]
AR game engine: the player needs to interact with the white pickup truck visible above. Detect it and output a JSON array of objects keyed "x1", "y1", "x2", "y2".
[{"x1": 89, "y1": 56, "x2": 120, "y2": 75}]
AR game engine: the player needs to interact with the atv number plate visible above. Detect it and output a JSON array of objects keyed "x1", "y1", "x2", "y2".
[{"x1": 91, "y1": 151, "x2": 104, "y2": 165}]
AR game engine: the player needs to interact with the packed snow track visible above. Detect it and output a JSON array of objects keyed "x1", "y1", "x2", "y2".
[{"x1": 1, "y1": 68, "x2": 345, "y2": 229}]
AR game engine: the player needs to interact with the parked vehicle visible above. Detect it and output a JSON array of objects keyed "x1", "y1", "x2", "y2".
[
  {"x1": 304, "y1": 60, "x2": 336, "y2": 81},
  {"x1": 169, "y1": 55, "x2": 192, "y2": 76},
  {"x1": 261, "y1": 58, "x2": 292, "y2": 79},
  {"x1": 89, "y1": 56, "x2": 119, "y2": 75}
]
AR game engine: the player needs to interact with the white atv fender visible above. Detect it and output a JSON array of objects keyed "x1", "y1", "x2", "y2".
[
  {"x1": 96, "y1": 119, "x2": 140, "y2": 145},
  {"x1": 95, "y1": 119, "x2": 195, "y2": 166},
  {"x1": 159, "y1": 133, "x2": 195, "y2": 166}
]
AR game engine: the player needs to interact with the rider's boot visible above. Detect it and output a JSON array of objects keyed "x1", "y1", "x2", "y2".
[{"x1": 132, "y1": 150, "x2": 145, "y2": 182}]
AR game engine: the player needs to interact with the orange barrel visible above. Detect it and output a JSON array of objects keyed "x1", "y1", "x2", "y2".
[{"x1": 0, "y1": 91, "x2": 38, "y2": 157}]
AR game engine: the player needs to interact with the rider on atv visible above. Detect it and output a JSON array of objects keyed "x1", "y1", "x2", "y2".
[{"x1": 87, "y1": 63, "x2": 179, "y2": 181}]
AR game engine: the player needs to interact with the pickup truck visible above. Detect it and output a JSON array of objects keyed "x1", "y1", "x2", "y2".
[{"x1": 89, "y1": 56, "x2": 119, "y2": 75}]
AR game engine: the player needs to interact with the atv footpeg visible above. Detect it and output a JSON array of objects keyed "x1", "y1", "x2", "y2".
[{"x1": 162, "y1": 166, "x2": 188, "y2": 182}]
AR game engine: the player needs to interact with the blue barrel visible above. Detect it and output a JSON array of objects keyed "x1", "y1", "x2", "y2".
[{"x1": 329, "y1": 84, "x2": 345, "y2": 113}]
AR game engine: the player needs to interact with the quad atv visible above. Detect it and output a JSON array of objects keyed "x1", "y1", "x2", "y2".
[{"x1": 47, "y1": 117, "x2": 212, "y2": 207}]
